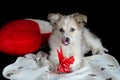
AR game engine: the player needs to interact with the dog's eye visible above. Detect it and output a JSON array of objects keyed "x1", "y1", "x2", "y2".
[
  {"x1": 70, "y1": 28, "x2": 75, "y2": 32},
  {"x1": 59, "y1": 28, "x2": 64, "y2": 33}
]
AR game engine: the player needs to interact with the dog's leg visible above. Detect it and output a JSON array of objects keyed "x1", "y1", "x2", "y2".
[
  {"x1": 69, "y1": 47, "x2": 84, "y2": 71},
  {"x1": 49, "y1": 55, "x2": 58, "y2": 69},
  {"x1": 70, "y1": 55, "x2": 83, "y2": 71},
  {"x1": 83, "y1": 27, "x2": 108, "y2": 54}
]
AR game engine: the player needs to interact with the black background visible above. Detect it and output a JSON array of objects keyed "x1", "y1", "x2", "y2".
[{"x1": 0, "y1": 1, "x2": 119, "y2": 80}]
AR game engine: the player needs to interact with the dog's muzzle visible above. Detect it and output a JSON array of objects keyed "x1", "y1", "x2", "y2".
[{"x1": 61, "y1": 37, "x2": 70, "y2": 45}]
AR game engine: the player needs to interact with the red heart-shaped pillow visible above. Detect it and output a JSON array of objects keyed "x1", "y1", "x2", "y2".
[{"x1": 0, "y1": 19, "x2": 41, "y2": 55}]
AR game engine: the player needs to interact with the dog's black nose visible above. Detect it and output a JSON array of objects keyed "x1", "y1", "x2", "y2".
[{"x1": 65, "y1": 37, "x2": 70, "y2": 42}]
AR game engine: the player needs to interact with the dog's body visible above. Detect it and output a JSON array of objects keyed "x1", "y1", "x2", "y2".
[{"x1": 48, "y1": 13, "x2": 108, "y2": 72}]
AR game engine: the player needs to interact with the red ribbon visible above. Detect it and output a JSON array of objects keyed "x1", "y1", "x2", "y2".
[{"x1": 57, "y1": 46, "x2": 74, "y2": 73}]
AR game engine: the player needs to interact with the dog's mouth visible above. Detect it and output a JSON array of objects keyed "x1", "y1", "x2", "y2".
[{"x1": 61, "y1": 37, "x2": 70, "y2": 45}]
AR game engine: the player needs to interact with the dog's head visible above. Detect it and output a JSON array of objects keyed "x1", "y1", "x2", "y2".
[{"x1": 48, "y1": 12, "x2": 87, "y2": 45}]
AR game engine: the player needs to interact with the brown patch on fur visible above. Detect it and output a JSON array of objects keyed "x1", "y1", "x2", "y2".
[
  {"x1": 48, "y1": 13, "x2": 63, "y2": 32},
  {"x1": 48, "y1": 12, "x2": 87, "y2": 26},
  {"x1": 48, "y1": 13, "x2": 63, "y2": 26},
  {"x1": 48, "y1": 12, "x2": 87, "y2": 33},
  {"x1": 71, "y1": 12, "x2": 87, "y2": 24}
]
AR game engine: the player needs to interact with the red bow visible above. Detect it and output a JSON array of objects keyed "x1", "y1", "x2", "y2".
[{"x1": 57, "y1": 46, "x2": 74, "y2": 73}]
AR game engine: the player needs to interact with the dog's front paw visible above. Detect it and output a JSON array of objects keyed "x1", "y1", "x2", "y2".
[{"x1": 92, "y1": 47, "x2": 109, "y2": 55}]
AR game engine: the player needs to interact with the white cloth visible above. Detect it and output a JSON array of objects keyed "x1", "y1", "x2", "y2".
[{"x1": 2, "y1": 51, "x2": 120, "y2": 80}]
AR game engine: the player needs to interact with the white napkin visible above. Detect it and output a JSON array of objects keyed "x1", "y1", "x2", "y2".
[{"x1": 2, "y1": 52, "x2": 120, "y2": 80}]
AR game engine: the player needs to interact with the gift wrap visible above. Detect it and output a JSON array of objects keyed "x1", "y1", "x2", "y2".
[{"x1": 2, "y1": 51, "x2": 120, "y2": 80}]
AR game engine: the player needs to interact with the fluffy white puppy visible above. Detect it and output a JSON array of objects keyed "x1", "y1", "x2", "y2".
[{"x1": 48, "y1": 13, "x2": 108, "y2": 72}]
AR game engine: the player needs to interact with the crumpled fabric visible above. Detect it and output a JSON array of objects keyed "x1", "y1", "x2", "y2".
[{"x1": 2, "y1": 51, "x2": 120, "y2": 80}]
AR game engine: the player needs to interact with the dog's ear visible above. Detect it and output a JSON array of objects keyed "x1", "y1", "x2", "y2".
[
  {"x1": 48, "y1": 13, "x2": 63, "y2": 26},
  {"x1": 72, "y1": 12, "x2": 87, "y2": 24}
]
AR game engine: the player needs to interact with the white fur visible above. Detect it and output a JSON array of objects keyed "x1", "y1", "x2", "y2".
[{"x1": 48, "y1": 13, "x2": 108, "y2": 72}]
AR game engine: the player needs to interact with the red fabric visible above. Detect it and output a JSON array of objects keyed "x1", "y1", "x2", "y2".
[
  {"x1": 57, "y1": 46, "x2": 74, "y2": 73},
  {"x1": 0, "y1": 19, "x2": 41, "y2": 55},
  {"x1": 41, "y1": 33, "x2": 51, "y2": 47}
]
